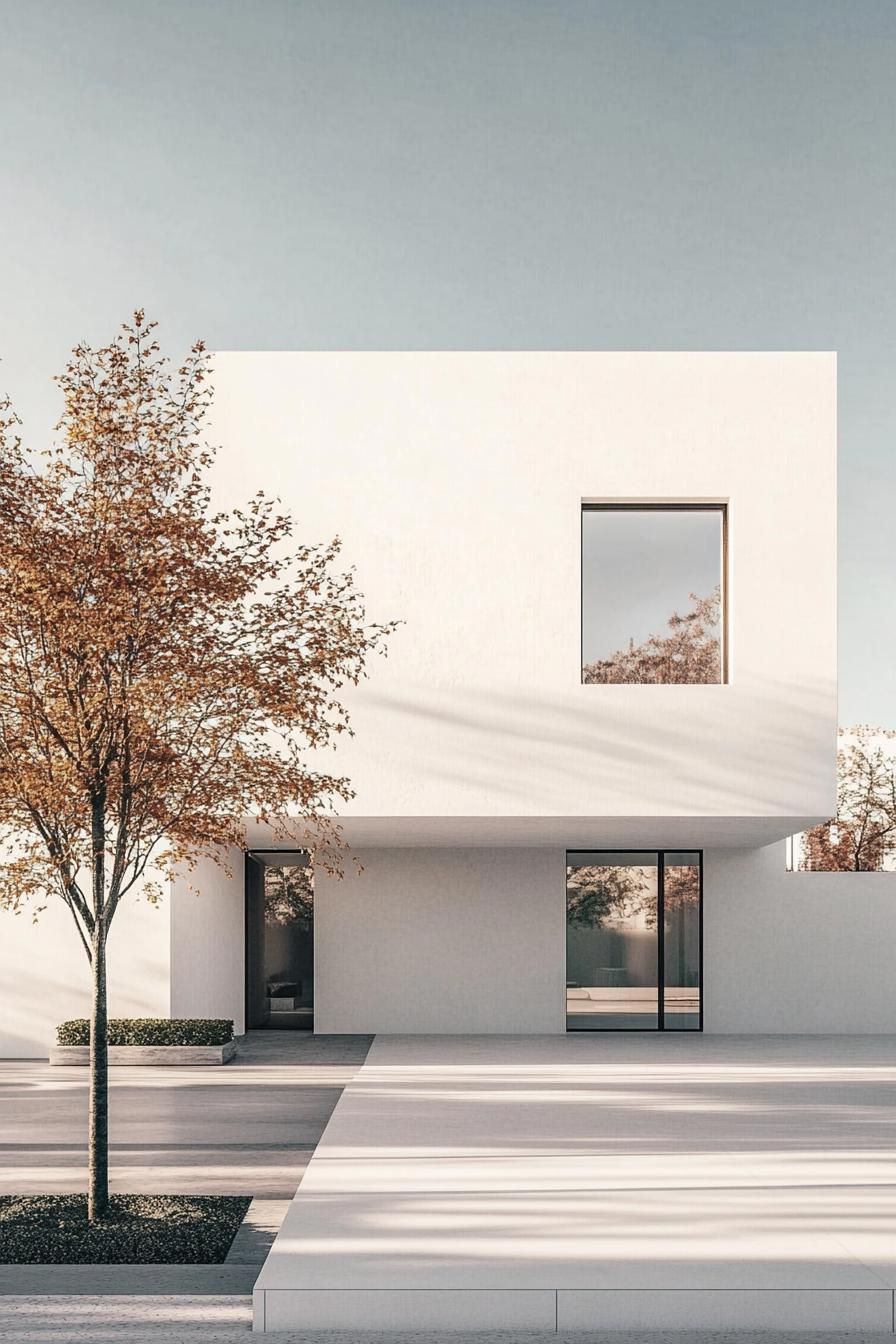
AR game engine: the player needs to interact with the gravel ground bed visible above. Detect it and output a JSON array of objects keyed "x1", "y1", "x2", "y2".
[{"x1": 0, "y1": 1195, "x2": 251, "y2": 1264}]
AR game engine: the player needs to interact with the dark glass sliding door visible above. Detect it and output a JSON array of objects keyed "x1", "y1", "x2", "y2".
[
  {"x1": 245, "y1": 851, "x2": 314, "y2": 1030},
  {"x1": 566, "y1": 850, "x2": 701, "y2": 1031}
]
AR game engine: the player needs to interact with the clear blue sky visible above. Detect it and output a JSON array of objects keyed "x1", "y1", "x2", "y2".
[{"x1": 1, "y1": 0, "x2": 893, "y2": 725}]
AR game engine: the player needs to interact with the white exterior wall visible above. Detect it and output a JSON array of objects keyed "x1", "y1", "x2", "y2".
[
  {"x1": 6, "y1": 839, "x2": 890, "y2": 1051},
  {"x1": 0, "y1": 354, "x2": 860, "y2": 1049},
  {"x1": 170, "y1": 849, "x2": 246, "y2": 1035},
  {"x1": 705, "y1": 844, "x2": 896, "y2": 1032},
  {"x1": 314, "y1": 848, "x2": 566, "y2": 1034},
  {"x1": 0, "y1": 889, "x2": 170, "y2": 1058},
  {"x1": 210, "y1": 351, "x2": 837, "y2": 840},
  {"x1": 308, "y1": 843, "x2": 896, "y2": 1036}
]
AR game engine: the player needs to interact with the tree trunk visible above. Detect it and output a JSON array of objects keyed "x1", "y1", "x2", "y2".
[{"x1": 88, "y1": 793, "x2": 108, "y2": 1222}]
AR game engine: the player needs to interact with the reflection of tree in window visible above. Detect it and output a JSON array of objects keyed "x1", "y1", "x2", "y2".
[
  {"x1": 663, "y1": 864, "x2": 700, "y2": 913},
  {"x1": 663, "y1": 864, "x2": 700, "y2": 988},
  {"x1": 566, "y1": 865, "x2": 652, "y2": 928},
  {"x1": 567, "y1": 863, "x2": 698, "y2": 932},
  {"x1": 264, "y1": 866, "x2": 313, "y2": 927},
  {"x1": 583, "y1": 587, "x2": 721, "y2": 685}
]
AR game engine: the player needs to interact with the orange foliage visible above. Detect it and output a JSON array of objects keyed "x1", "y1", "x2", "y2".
[
  {"x1": 797, "y1": 727, "x2": 896, "y2": 871},
  {"x1": 0, "y1": 312, "x2": 396, "y2": 949}
]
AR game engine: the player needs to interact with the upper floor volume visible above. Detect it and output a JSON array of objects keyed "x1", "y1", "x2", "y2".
[{"x1": 208, "y1": 351, "x2": 837, "y2": 843}]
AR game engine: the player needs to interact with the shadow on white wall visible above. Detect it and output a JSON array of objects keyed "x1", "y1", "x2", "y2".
[{"x1": 0, "y1": 888, "x2": 170, "y2": 1058}]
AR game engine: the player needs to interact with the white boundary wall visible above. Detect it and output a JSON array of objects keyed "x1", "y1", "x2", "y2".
[{"x1": 705, "y1": 844, "x2": 896, "y2": 1032}]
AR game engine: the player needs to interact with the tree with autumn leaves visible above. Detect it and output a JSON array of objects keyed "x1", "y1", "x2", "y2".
[
  {"x1": 0, "y1": 314, "x2": 394, "y2": 1220},
  {"x1": 799, "y1": 727, "x2": 896, "y2": 871}
]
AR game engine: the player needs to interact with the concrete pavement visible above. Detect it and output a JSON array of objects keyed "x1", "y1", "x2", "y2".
[
  {"x1": 0, "y1": 1033, "x2": 370, "y2": 1313},
  {"x1": 0, "y1": 1033, "x2": 371, "y2": 1199},
  {"x1": 2, "y1": 1304, "x2": 893, "y2": 1344},
  {"x1": 255, "y1": 1033, "x2": 896, "y2": 1332}
]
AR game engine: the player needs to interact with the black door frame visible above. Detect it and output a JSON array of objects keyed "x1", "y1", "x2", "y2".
[
  {"x1": 244, "y1": 848, "x2": 313, "y2": 1032},
  {"x1": 565, "y1": 848, "x2": 704, "y2": 1032}
]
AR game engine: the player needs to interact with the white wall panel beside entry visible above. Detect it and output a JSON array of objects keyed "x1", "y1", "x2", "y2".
[
  {"x1": 314, "y1": 847, "x2": 566, "y2": 1034},
  {"x1": 170, "y1": 849, "x2": 246, "y2": 1035}
]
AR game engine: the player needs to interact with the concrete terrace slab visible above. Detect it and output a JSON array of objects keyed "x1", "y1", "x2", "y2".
[{"x1": 254, "y1": 1034, "x2": 896, "y2": 1332}]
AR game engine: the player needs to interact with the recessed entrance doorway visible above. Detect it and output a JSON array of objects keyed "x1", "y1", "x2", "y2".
[{"x1": 245, "y1": 850, "x2": 314, "y2": 1030}]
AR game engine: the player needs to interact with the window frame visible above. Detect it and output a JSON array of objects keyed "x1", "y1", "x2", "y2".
[{"x1": 580, "y1": 500, "x2": 729, "y2": 685}]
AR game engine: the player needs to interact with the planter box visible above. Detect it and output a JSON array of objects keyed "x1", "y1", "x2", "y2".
[{"x1": 49, "y1": 1041, "x2": 237, "y2": 1066}]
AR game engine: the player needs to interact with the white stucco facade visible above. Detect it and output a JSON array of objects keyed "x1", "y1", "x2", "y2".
[
  {"x1": 208, "y1": 350, "x2": 839, "y2": 842},
  {"x1": 314, "y1": 848, "x2": 567, "y2": 1035},
  {"x1": 169, "y1": 850, "x2": 246, "y2": 1034},
  {"x1": 4, "y1": 348, "x2": 893, "y2": 1057},
  {"x1": 4, "y1": 837, "x2": 894, "y2": 1056}
]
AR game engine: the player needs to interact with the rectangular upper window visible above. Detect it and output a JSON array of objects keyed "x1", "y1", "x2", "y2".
[{"x1": 581, "y1": 503, "x2": 726, "y2": 684}]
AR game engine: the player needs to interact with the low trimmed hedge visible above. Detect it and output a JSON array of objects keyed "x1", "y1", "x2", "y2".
[{"x1": 56, "y1": 1018, "x2": 234, "y2": 1047}]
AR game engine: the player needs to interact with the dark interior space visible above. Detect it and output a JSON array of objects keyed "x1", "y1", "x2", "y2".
[{"x1": 246, "y1": 852, "x2": 314, "y2": 1030}]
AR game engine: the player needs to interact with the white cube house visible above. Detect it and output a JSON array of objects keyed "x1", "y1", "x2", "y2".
[
  {"x1": 7, "y1": 350, "x2": 892, "y2": 1055},
  {"x1": 173, "y1": 350, "x2": 847, "y2": 1042}
]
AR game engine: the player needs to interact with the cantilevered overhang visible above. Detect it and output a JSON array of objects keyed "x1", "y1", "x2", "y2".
[{"x1": 243, "y1": 814, "x2": 827, "y2": 851}]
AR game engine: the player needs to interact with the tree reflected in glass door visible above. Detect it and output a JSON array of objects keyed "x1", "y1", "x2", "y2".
[
  {"x1": 566, "y1": 850, "x2": 702, "y2": 1031},
  {"x1": 566, "y1": 853, "x2": 659, "y2": 1030},
  {"x1": 663, "y1": 853, "x2": 701, "y2": 1030}
]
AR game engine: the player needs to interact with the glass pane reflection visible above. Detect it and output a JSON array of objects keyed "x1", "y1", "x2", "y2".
[
  {"x1": 663, "y1": 852, "x2": 700, "y2": 1030},
  {"x1": 566, "y1": 854, "x2": 659, "y2": 1030},
  {"x1": 566, "y1": 850, "x2": 702, "y2": 1031},
  {"x1": 581, "y1": 507, "x2": 724, "y2": 684}
]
